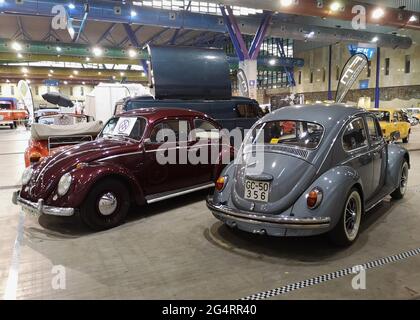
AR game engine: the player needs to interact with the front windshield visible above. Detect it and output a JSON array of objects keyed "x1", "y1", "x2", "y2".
[
  {"x1": 99, "y1": 116, "x2": 146, "y2": 141},
  {"x1": 371, "y1": 111, "x2": 390, "y2": 122},
  {"x1": 245, "y1": 120, "x2": 324, "y2": 149},
  {"x1": 38, "y1": 114, "x2": 87, "y2": 125},
  {"x1": 0, "y1": 102, "x2": 12, "y2": 110}
]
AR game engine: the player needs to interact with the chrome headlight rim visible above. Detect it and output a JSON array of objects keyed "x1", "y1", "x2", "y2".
[
  {"x1": 57, "y1": 173, "x2": 72, "y2": 196},
  {"x1": 21, "y1": 167, "x2": 33, "y2": 185}
]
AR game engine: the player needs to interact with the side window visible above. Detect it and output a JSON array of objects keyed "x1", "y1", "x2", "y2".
[
  {"x1": 366, "y1": 116, "x2": 382, "y2": 144},
  {"x1": 393, "y1": 112, "x2": 398, "y2": 122},
  {"x1": 193, "y1": 119, "x2": 220, "y2": 139},
  {"x1": 342, "y1": 118, "x2": 368, "y2": 152},
  {"x1": 150, "y1": 120, "x2": 190, "y2": 143},
  {"x1": 236, "y1": 104, "x2": 260, "y2": 118}
]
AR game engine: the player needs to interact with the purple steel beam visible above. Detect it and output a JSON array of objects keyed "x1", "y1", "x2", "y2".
[
  {"x1": 97, "y1": 23, "x2": 116, "y2": 44},
  {"x1": 123, "y1": 23, "x2": 141, "y2": 47},
  {"x1": 219, "y1": 5, "x2": 249, "y2": 61},
  {"x1": 249, "y1": 12, "x2": 272, "y2": 60},
  {"x1": 224, "y1": 5, "x2": 250, "y2": 60}
]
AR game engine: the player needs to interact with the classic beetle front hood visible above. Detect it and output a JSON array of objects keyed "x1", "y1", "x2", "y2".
[
  {"x1": 232, "y1": 149, "x2": 316, "y2": 214},
  {"x1": 22, "y1": 137, "x2": 138, "y2": 200}
]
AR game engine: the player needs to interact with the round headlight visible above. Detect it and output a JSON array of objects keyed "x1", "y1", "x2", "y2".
[
  {"x1": 21, "y1": 167, "x2": 33, "y2": 185},
  {"x1": 57, "y1": 173, "x2": 72, "y2": 196}
]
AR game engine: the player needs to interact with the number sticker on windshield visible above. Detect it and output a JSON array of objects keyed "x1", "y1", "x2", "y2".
[{"x1": 113, "y1": 117, "x2": 137, "y2": 136}]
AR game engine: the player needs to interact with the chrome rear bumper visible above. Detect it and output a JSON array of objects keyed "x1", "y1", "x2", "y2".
[
  {"x1": 12, "y1": 190, "x2": 74, "y2": 217},
  {"x1": 206, "y1": 196, "x2": 330, "y2": 229}
]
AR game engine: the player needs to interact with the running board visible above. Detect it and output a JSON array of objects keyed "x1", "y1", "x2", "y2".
[{"x1": 145, "y1": 182, "x2": 215, "y2": 204}]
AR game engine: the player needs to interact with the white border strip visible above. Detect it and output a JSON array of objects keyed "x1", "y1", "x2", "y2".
[
  {"x1": 241, "y1": 247, "x2": 420, "y2": 300},
  {"x1": 3, "y1": 211, "x2": 25, "y2": 300}
]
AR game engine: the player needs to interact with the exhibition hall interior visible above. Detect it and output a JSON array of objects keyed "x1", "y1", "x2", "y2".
[{"x1": 1, "y1": 0, "x2": 420, "y2": 301}]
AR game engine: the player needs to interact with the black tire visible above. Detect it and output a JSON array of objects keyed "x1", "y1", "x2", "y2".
[
  {"x1": 328, "y1": 188, "x2": 363, "y2": 247},
  {"x1": 80, "y1": 178, "x2": 130, "y2": 231},
  {"x1": 391, "y1": 160, "x2": 409, "y2": 200},
  {"x1": 402, "y1": 134, "x2": 409, "y2": 143}
]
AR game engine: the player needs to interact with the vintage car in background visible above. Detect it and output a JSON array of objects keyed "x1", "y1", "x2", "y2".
[
  {"x1": 0, "y1": 97, "x2": 29, "y2": 129},
  {"x1": 368, "y1": 108, "x2": 411, "y2": 143},
  {"x1": 405, "y1": 107, "x2": 420, "y2": 121},
  {"x1": 24, "y1": 113, "x2": 103, "y2": 167},
  {"x1": 207, "y1": 104, "x2": 410, "y2": 246},
  {"x1": 13, "y1": 108, "x2": 231, "y2": 230}
]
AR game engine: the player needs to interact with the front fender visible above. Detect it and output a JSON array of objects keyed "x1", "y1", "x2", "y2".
[
  {"x1": 47, "y1": 162, "x2": 145, "y2": 208},
  {"x1": 291, "y1": 165, "x2": 362, "y2": 231}
]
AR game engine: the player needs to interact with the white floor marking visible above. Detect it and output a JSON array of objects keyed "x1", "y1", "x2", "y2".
[{"x1": 3, "y1": 211, "x2": 25, "y2": 300}]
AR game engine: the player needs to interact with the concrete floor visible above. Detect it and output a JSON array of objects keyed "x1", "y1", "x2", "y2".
[{"x1": 1, "y1": 125, "x2": 420, "y2": 300}]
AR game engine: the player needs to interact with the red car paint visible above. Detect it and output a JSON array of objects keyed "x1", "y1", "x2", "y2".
[{"x1": 19, "y1": 108, "x2": 230, "y2": 210}]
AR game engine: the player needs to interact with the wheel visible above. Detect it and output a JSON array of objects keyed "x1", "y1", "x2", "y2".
[
  {"x1": 391, "y1": 161, "x2": 409, "y2": 200},
  {"x1": 328, "y1": 188, "x2": 363, "y2": 246},
  {"x1": 402, "y1": 134, "x2": 409, "y2": 143},
  {"x1": 80, "y1": 178, "x2": 130, "y2": 231}
]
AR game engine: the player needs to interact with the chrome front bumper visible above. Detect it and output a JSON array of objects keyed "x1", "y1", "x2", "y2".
[
  {"x1": 12, "y1": 190, "x2": 75, "y2": 217},
  {"x1": 206, "y1": 197, "x2": 330, "y2": 230}
]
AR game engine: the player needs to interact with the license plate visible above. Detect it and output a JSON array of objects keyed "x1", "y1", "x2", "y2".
[{"x1": 244, "y1": 180, "x2": 270, "y2": 202}]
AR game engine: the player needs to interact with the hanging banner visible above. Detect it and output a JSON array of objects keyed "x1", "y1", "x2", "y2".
[
  {"x1": 17, "y1": 80, "x2": 35, "y2": 124},
  {"x1": 237, "y1": 69, "x2": 249, "y2": 98},
  {"x1": 336, "y1": 53, "x2": 368, "y2": 103}
]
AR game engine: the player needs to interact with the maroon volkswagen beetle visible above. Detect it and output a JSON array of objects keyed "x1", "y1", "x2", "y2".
[{"x1": 13, "y1": 108, "x2": 230, "y2": 230}]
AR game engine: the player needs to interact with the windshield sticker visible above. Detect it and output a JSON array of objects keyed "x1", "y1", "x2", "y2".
[{"x1": 113, "y1": 117, "x2": 137, "y2": 136}]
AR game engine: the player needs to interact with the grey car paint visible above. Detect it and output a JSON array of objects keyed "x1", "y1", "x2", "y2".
[{"x1": 207, "y1": 104, "x2": 410, "y2": 237}]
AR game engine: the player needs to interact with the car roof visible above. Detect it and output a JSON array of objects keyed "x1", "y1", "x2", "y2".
[
  {"x1": 118, "y1": 107, "x2": 213, "y2": 122},
  {"x1": 262, "y1": 104, "x2": 366, "y2": 131}
]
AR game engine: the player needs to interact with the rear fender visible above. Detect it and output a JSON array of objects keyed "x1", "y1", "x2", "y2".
[
  {"x1": 291, "y1": 165, "x2": 362, "y2": 230},
  {"x1": 386, "y1": 144, "x2": 410, "y2": 189}
]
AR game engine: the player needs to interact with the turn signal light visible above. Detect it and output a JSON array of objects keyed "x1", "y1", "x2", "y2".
[
  {"x1": 307, "y1": 187, "x2": 323, "y2": 209},
  {"x1": 215, "y1": 176, "x2": 226, "y2": 191},
  {"x1": 29, "y1": 152, "x2": 42, "y2": 163}
]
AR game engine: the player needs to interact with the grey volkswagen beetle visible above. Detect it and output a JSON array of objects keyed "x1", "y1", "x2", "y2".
[{"x1": 207, "y1": 104, "x2": 410, "y2": 246}]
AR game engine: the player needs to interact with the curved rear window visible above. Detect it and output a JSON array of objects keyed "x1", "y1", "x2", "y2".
[{"x1": 245, "y1": 120, "x2": 324, "y2": 149}]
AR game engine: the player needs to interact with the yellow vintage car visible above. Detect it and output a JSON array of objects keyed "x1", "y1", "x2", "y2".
[{"x1": 368, "y1": 108, "x2": 411, "y2": 143}]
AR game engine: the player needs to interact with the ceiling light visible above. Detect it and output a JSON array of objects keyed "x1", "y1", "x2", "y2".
[
  {"x1": 372, "y1": 8, "x2": 385, "y2": 19},
  {"x1": 92, "y1": 47, "x2": 103, "y2": 57},
  {"x1": 131, "y1": 10, "x2": 137, "y2": 17},
  {"x1": 23, "y1": 74, "x2": 28, "y2": 77},
  {"x1": 17, "y1": 53, "x2": 23, "y2": 58},
  {"x1": 269, "y1": 59, "x2": 276, "y2": 66},
  {"x1": 409, "y1": 15, "x2": 418, "y2": 22},
  {"x1": 128, "y1": 49, "x2": 137, "y2": 58},
  {"x1": 86, "y1": 57, "x2": 91, "y2": 61},
  {"x1": 64, "y1": 81, "x2": 68, "y2": 85},
  {"x1": 11, "y1": 42, "x2": 23, "y2": 51},
  {"x1": 68, "y1": 3, "x2": 75, "y2": 10},
  {"x1": 98, "y1": 71, "x2": 102, "y2": 75},
  {"x1": 120, "y1": 72, "x2": 125, "y2": 76},
  {"x1": 371, "y1": 36, "x2": 379, "y2": 43},
  {"x1": 280, "y1": 0, "x2": 293, "y2": 7},
  {"x1": 69, "y1": 75, "x2": 74, "y2": 78},
  {"x1": 56, "y1": 46, "x2": 62, "y2": 52},
  {"x1": 48, "y1": 74, "x2": 52, "y2": 77},
  {"x1": 112, "y1": 75, "x2": 116, "y2": 79},
  {"x1": 73, "y1": 70, "x2": 79, "y2": 75},
  {"x1": 330, "y1": 2, "x2": 341, "y2": 12},
  {"x1": 141, "y1": 72, "x2": 146, "y2": 77},
  {"x1": 21, "y1": 67, "x2": 28, "y2": 73},
  {"x1": 82, "y1": 81, "x2": 86, "y2": 85},
  {"x1": 6, "y1": 79, "x2": 10, "y2": 83}
]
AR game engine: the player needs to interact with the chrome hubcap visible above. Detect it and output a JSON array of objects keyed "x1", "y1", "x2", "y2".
[
  {"x1": 400, "y1": 163, "x2": 408, "y2": 195},
  {"x1": 344, "y1": 192, "x2": 361, "y2": 241},
  {"x1": 98, "y1": 192, "x2": 118, "y2": 216}
]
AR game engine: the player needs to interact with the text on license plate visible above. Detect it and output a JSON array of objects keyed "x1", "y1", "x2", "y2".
[{"x1": 245, "y1": 180, "x2": 270, "y2": 202}]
